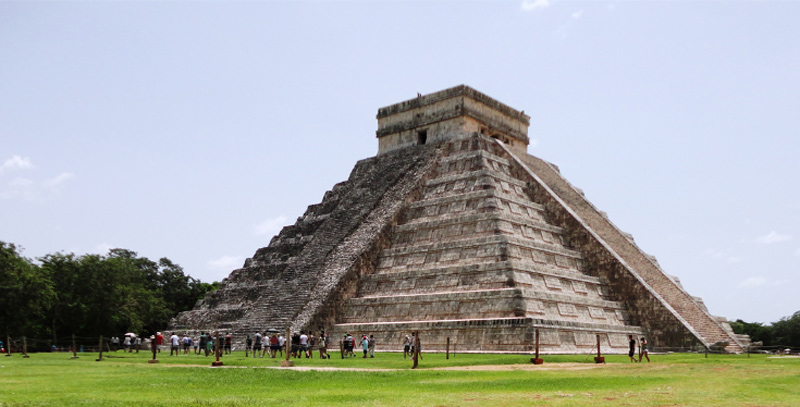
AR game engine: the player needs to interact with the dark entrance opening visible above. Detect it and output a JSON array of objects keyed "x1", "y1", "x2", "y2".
[{"x1": 417, "y1": 130, "x2": 428, "y2": 145}]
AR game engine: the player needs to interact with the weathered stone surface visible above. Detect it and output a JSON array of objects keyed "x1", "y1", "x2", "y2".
[{"x1": 172, "y1": 85, "x2": 746, "y2": 354}]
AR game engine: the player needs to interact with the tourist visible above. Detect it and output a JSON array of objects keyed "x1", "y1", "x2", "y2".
[
  {"x1": 291, "y1": 332, "x2": 300, "y2": 358},
  {"x1": 224, "y1": 333, "x2": 232, "y2": 354},
  {"x1": 199, "y1": 333, "x2": 207, "y2": 355},
  {"x1": 403, "y1": 334, "x2": 411, "y2": 359},
  {"x1": 170, "y1": 332, "x2": 180, "y2": 356},
  {"x1": 361, "y1": 334, "x2": 369, "y2": 358},
  {"x1": 277, "y1": 333, "x2": 285, "y2": 357},
  {"x1": 300, "y1": 331, "x2": 309, "y2": 358},
  {"x1": 318, "y1": 331, "x2": 329, "y2": 359},
  {"x1": 182, "y1": 334, "x2": 190, "y2": 354},
  {"x1": 111, "y1": 336, "x2": 119, "y2": 352},
  {"x1": 628, "y1": 335, "x2": 638, "y2": 362},
  {"x1": 345, "y1": 333, "x2": 354, "y2": 358},
  {"x1": 269, "y1": 334, "x2": 279, "y2": 358},
  {"x1": 134, "y1": 335, "x2": 142, "y2": 353},
  {"x1": 639, "y1": 337, "x2": 650, "y2": 362},
  {"x1": 245, "y1": 335, "x2": 252, "y2": 356},
  {"x1": 368, "y1": 335, "x2": 376, "y2": 358},
  {"x1": 206, "y1": 334, "x2": 214, "y2": 356},
  {"x1": 156, "y1": 332, "x2": 164, "y2": 353},
  {"x1": 253, "y1": 331, "x2": 262, "y2": 358},
  {"x1": 122, "y1": 335, "x2": 131, "y2": 352}
]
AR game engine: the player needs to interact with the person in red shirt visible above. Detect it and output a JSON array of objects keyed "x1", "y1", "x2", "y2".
[
  {"x1": 156, "y1": 332, "x2": 164, "y2": 353},
  {"x1": 224, "y1": 333, "x2": 232, "y2": 354}
]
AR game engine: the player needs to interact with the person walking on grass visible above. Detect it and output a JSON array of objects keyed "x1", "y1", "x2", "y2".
[
  {"x1": 169, "y1": 332, "x2": 180, "y2": 356},
  {"x1": 639, "y1": 337, "x2": 650, "y2": 362},
  {"x1": 368, "y1": 335, "x2": 376, "y2": 358},
  {"x1": 300, "y1": 331, "x2": 309, "y2": 358},
  {"x1": 361, "y1": 334, "x2": 369, "y2": 358},
  {"x1": 319, "y1": 332, "x2": 329, "y2": 359},
  {"x1": 403, "y1": 334, "x2": 411, "y2": 359},
  {"x1": 224, "y1": 333, "x2": 232, "y2": 355},
  {"x1": 253, "y1": 331, "x2": 262, "y2": 358},
  {"x1": 628, "y1": 334, "x2": 638, "y2": 362}
]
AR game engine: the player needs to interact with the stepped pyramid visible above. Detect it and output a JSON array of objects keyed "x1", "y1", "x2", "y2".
[{"x1": 172, "y1": 85, "x2": 747, "y2": 353}]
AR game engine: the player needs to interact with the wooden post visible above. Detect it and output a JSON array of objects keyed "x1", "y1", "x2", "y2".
[
  {"x1": 593, "y1": 334, "x2": 605, "y2": 364},
  {"x1": 705, "y1": 346, "x2": 708, "y2": 358},
  {"x1": 412, "y1": 331, "x2": 420, "y2": 369},
  {"x1": 446, "y1": 337, "x2": 450, "y2": 360},
  {"x1": 96, "y1": 336, "x2": 104, "y2": 361},
  {"x1": 212, "y1": 331, "x2": 223, "y2": 366},
  {"x1": 531, "y1": 329, "x2": 543, "y2": 364},
  {"x1": 71, "y1": 334, "x2": 79, "y2": 359},
  {"x1": 22, "y1": 336, "x2": 29, "y2": 358},
  {"x1": 339, "y1": 339, "x2": 344, "y2": 359},
  {"x1": 245, "y1": 336, "x2": 249, "y2": 358},
  {"x1": 638, "y1": 337, "x2": 643, "y2": 361},
  {"x1": 280, "y1": 327, "x2": 294, "y2": 367},
  {"x1": 5, "y1": 335, "x2": 12, "y2": 357}
]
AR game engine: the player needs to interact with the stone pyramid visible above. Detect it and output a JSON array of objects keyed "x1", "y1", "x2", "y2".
[{"x1": 172, "y1": 85, "x2": 747, "y2": 354}]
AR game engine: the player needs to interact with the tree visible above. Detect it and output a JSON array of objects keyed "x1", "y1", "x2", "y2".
[
  {"x1": 5, "y1": 242, "x2": 218, "y2": 340},
  {"x1": 0, "y1": 242, "x2": 53, "y2": 338},
  {"x1": 771, "y1": 311, "x2": 800, "y2": 348},
  {"x1": 730, "y1": 319, "x2": 774, "y2": 346}
]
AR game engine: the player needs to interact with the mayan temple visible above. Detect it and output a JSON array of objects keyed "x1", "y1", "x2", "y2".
[{"x1": 172, "y1": 85, "x2": 748, "y2": 354}]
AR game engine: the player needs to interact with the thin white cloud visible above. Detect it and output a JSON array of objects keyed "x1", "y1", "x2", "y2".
[
  {"x1": 738, "y1": 276, "x2": 767, "y2": 288},
  {"x1": 2, "y1": 177, "x2": 35, "y2": 200},
  {"x1": 572, "y1": 9, "x2": 584, "y2": 19},
  {"x1": 704, "y1": 248, "x2": 744, "y2": 263},
  {"x1": 0, "y1": 155, "x2": 35, "y2": 174},
  {"x1": 44, "y1": 172, "x2": 74, "y2": 188},
  {"x1": 254, "y1": 215, "x2": 288, "y2": 236},
  {"x1": 207, "y1": 255, "x2": 243, "y2": 271},
  {"x1": 1, "y1": 170, "x2": 74, "y2": 201},
  {"x1": 756, "y1": 231, "x2": 792, "y2": 244},
  {"x1": 795, "y1": 248, "x2": 800, "y2": 257},
  {"x1": 521, "y1": 0, "x2": 550, "y2": 11}
]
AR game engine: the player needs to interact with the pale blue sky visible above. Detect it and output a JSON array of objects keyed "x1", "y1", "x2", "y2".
[{"x1": 2, "y1": 1, "x2": 798, "y2": 324}]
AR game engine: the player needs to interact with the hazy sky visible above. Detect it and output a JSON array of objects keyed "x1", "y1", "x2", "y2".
[{"x1": 2, "y1": 1, "x2": 798, "y2": 324}]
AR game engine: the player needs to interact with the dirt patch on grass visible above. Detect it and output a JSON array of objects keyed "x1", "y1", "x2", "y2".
[
  {"x1": 430, "y1": 363, "x2": 605, "y2": 371},
  {"x1": 156, "y1": 362, "x2": 652, "y2": 372}
]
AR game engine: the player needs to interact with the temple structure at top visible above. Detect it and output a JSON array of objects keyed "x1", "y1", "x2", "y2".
[
  {"x1": 172, "y1": 85, "x2": 748, "y2": 354},
  {"x1": 376, "y1": 85, "x2": 530, "y2": 156}
]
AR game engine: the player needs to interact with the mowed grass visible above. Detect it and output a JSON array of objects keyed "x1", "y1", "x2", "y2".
[{"x1": 1, "y1": 350, "x2": 798, "y2": 406}]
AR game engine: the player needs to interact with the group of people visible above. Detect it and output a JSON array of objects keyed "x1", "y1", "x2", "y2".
[
  {"x1": 110, "y1": 335, "x2": 142, "y2": 352},
  {"x1": 340, "y1": 333, "x2": 376, "y2": 358},
  {"x1": 247, "y1": 331, "x2": 331, "y2": 359},
  {"x1": 628, "y1": 334, "x2": 650, "y2": 362},
  {"x1": 111, "y1": 332, "x2": 235, "y2": 357}
]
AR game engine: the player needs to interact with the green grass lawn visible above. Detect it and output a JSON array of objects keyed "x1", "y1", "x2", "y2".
[{"x1": 1, "y1": 350, "x2": 798, "y2": 406}]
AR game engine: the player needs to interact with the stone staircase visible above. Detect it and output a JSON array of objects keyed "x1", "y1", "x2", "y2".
[{"x1": 330, "y1": 136, "x2": 645, "y2": 353}]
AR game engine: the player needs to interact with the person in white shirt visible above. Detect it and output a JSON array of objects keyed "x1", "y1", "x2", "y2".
[
  {"x1": 299, "y1": 331, "x2": 309, "y2": 358},
  {"x1": 170, "y1": 333, "x2": 180, "y2": 356}
]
